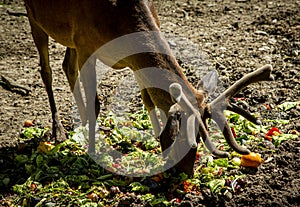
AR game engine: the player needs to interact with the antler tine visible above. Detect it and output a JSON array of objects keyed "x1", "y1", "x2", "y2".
[
  {"x1": 227, "y1": 103, "x2": 262, "y2": 125},
  {"x1": 196, "y1": 114, "x2": 229, "y2": 157},
  {"x1": 186, "y1": 114, "x2": 198, "y2": 149},
  {"x1": 213, "y1": 110, "x2": 250, "y2": 155},
  {"x1": 211, "y1": 64, "x2": 274, "y2": 107},
  {"x1": 169, "y1": 83, "x2": 229, "y2": 157}
]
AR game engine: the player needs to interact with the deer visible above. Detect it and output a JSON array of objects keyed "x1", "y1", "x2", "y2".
[{"x1": 23, "y1": 0, "x2": 274, "y2": 175}]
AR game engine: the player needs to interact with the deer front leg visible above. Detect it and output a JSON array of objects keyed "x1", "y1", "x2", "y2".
[
  {"x1": 29, "y1": 18, "x2": 66, "y2": 142},
  {"x1": 159, "y1": 105, "x2": 180, "y2": 157},
  {"x1": 140, "y1": 88, "x2": 179, "y2": 160},
  {"x1": 78, "y1": 54, "x2": 98, "y2": 154},
  {"x1": 62, "y1": 47, "x2": 87, "y2": 125},
  {"x1": 141, "y1": 89, "x2": 162, "y2": 137}
]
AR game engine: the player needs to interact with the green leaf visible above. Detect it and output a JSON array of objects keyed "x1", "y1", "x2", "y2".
[
  {"x1": 25, "y1": 164, "x2": 35, "y2": 174},
  {"x1": 213, "y1": 158, "x2": 229, "y2": 168},
  {"x1": 98, "y1": 174, "x2": 114, "y2": 180},
  {"x1": 265, "y1": 119, "x2": 290, "y2": 125},
  {"x1": 150, "y1": 195, "x2": 170, "y2": 206},
  {"x1": 230, "y1": 157, "x2": 241, "y2": 167},
  {"x1": 34, "y1": 170, "x2": 43, "y2": 180},
  {"x1": 141, "y1": 193, "x2": 155, "y2": 201},
  {"x1": 21, "y1": 127, "x2": 49, "y2": 139},
  {"x1": 103, "y1": 179, "x2": 127, "y2": 187},
  {"x1": 34, "y1": 198, "x2": 47, "y2": 207},
  {"x1": 133, "y1": 121, "x2": 144, "y2": 130},
  {"x1": 36, "y1": 154, "x2": 45, "y2": 168},
  {"x1": 208, "y1": 179, "x2": 225, "y2": 193},
  {"x1": 14, "y1": 154, "x2": 28, "y2": 166},
  {"x1": 228, "y1": 112, "x2": 244, "y2": 123},
  {"x1": 129, "y1": 182, "x2": 150, "y2": 193},
  {"x1": 277, "y1": 101, "x2": 300, "y2": 111},
  {"x1": 179, "y1": 172, "x2": 189, "y2": 181},
  {"x1": 143, "y1": 137, "x2": 159, "y2": 150},
  {"x1": 243, "y1": 121, "x2": 261, "y2": 134},
  {"x1": 2, "y1": 178, "x2": 10, "y2": 186},
  {"x1": 81, "y1": 202, "x2": 98, "y2": 207},
  {"x1": 273, "y1": 134, "x2": 298, "y2": 147}
]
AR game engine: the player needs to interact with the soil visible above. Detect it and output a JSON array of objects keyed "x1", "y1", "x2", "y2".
[{"x1": 0, "y1": 0, "x2": 299, "y2": 206}]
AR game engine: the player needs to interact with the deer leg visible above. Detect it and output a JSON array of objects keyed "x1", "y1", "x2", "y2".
[
  {"x1": 140, "y1": 89, "x2": 179, "y2": 160},
  {"x1": 78, "y1": 54, "x2": 98, "y2": 154},
  {"x1": 141, "y1": 89, "x2": 161, "y2": 137},
  {"x1": 159, "y1": 106, "x2": 180, "y2": 157},
  {"x1": 62, "y1": 47, "x2": 87, "y2": 125},
  {"x1": 29, "y1": 19, "x2": 66, "y2": 142}
]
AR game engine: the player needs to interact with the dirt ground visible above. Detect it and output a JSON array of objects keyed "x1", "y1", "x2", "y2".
[{"x1": 0, "y1": 0, "x2": 299, "y2": 206}]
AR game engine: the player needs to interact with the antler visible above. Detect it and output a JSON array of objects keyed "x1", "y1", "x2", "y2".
[
  {"x1": 169, "y1": 83, "x2": 229, "y2": 157},
  {"x1": 168, "y1": 64, "x2": 274, "y2": 157},
  {"x1": 206, "y1": 64, "x2": 274, "y2": 154}
]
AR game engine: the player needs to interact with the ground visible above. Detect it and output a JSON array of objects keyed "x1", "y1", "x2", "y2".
[{"x1": 0, "y1": 0, "x2": 299, "y2": 206}]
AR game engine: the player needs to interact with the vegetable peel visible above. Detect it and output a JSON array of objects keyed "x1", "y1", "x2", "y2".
[{"x1": 240, "y1": 152, "x2": 262, "y2": 168}]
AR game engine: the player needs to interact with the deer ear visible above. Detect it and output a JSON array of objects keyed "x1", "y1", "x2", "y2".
[{"x1": 197, "y1": 70, "x2": 218, "y2": 95}]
